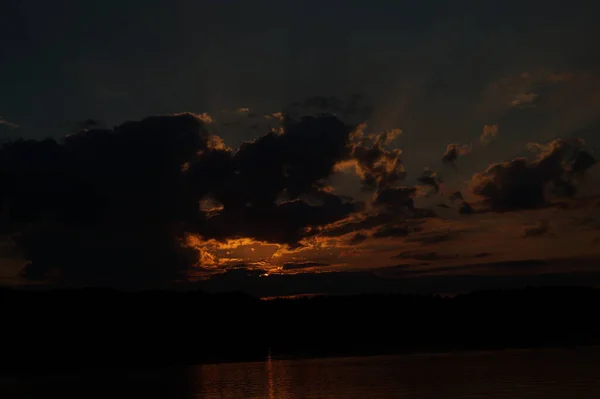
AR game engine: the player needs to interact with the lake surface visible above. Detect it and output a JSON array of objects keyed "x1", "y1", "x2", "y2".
[{"x1": 2, "y1": 347, "x2": 600, "y2": 398}]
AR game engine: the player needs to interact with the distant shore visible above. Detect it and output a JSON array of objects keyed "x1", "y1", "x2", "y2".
[{"x1": 2, "y1": 286, "x2": 600, "y2": 376}]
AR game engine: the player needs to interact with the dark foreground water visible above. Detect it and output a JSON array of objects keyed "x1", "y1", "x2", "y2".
[{"x1": 2, "y1": 347, "x2": 600, "y2": 398}]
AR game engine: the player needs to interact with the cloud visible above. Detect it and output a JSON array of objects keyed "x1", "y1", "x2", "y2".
[
  {"x1": 348, "y1": 233, "x2": 367, "y2": 245},
  {"x1": 405, "y1": 230, "x2": 458, "y2": 246},
  {"x1": 572, "y1": 216, "x2": 600, "y2": 231},
  {"x1": 449, "y1": 191, "x2": 464, "y2": 202},
  {"x1": 281, "y1": 262, "x2": 330, "y2": 271},
  {"x1": 345, "y1": 130, "x2": 406, "y2": 192},
  {"x1": 469, "y1": 138, "x2": 596, "y2": 212},
  {"x1": 392, "y1": 251, "x2": 457, "y2": 261},
  {"x1": 480, "y1": 124, "x2": 499, "y2": 144},
  {"x1": 319, "y1": 213, "x2": 389, "y2": 238},
  {"x1": 0, "y1": 97, "x2": 426, "y2": 286},
  {"x1": 524, "y1": 219, "x2": 552, "y2": 237},
  {"x1": 372, "y1": 225, "x2": 413, "y2": 238},
  {"x1": 442, "y1": 143, "x2": 471, "y2": 165},
  {"x1": 484, "y1": 70, "x2": 576, "y2": 117},
  {"x1": 0, "y1": 117, "x2": 19, "y2": 130},
  {"x1": 296, "y1": 94, "x2": 374, "y2": 121},
  {"x1": 380, "y1": 259, "x2": 554, "y2": 279},
  {"x1": 458, "y1": 201, "x2": 475, "y2": 215},
  {"x1": 315, "y1": 182, "x2": 435, "y2": 244},
  {"x1": 192, "y1": 113, "x2": 368, "y2": 246},
  {"x1": 473, "y1": 252, "x2": 492, "y2": 258},
  {"x1": 197, "y1": 113, "x2": 213, "y2": 124},
  {"x1": 373, "y1": 186, "x2": 416, "y2": 211},
  {"x1": 317, "y1": 207, "x2": 429, "y2": 244},
  {"x1": 263, "y1": 112, "x2": 285, "y2": 121},
  {"x1": 511, "y1": 92, "x2": 538, "y2": 107},
  {"x1": 6, "y1": 113, "x2": 210, "y2": 286},
  {"x1": 439, "y1": 190, "x2": 475, "y2": 215},
  {"x1": 417, "y1": 169, "x2": 442, "y2": 193},
  {"x1": 0, "y1": 112, "x2": 341, "y2": 284}
]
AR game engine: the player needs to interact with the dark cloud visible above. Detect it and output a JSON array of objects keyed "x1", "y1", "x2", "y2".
[
  {"x1": 370, "y1": 186, "x2": 433, "y2": 216},
  {"x1": 472, "y1": 158, "x2": 544, "y2": 210},
  {"x1": 571, "y1": 151, "x2": 597, "y2": 176},
  {"x1": 349, "y1": 130, "x2": 405, "y2": 192},
  {"x1": 297, "y1": 94, "x2": 374, "y2": 122},
  {"x1": 0, "y1": 99, "x2": 425, "y2": 286},
  {"x1": 572, "y1": 217, "x2": 600, "y2": 231},
  {"x1": 372, "y1": 225, "x2": 412, "y2": 238},
  {"x1": 524, "y1": 219, "x2": 552, "y2": 237},
  {"x1": 373, "y1": 186, "x2": 416, "y2": 212},
  {"x1": 391, "y1": 251, "x2": 490, "y2": 263},
  {"x1": 282, "y1": 262, "x2": 330, "y2": 271},
  {"x1": 197, "y1": 122, "x2": 365, "y2": 239},
  {"x1": 470, "y1": 139, "x2": 596, "y2": 212},
  {"x1": 223, "y1": 114, "x2": 353, "y2": 202},
  {"x1": 348, "y1": 233, "x2": 367, "y2": 245},
  {"x1": 449, "y1": 191, "x2": 464, "y2": 202},
  {"x1": 319, "y1": 208, "x2": 429, "y2": 241},
  {"x1": 319, "y1": 196, "x2": 432, "y2": 243},
  {"x1": 0, "y1": 108, "x2": 376, "y2": 286},
  {"x1": 405, "y1": 231, "x2": 458, "y2": 246},
  {"x1": 380, "y1": 259, "x2": 551, "y2": 279},
  {"x1": 392, "y1": 251, "x2": 457, "y2": 262},
  {"x1": 417, "y1": 169, "x2": 442, "y2": 193},
  {"x1": 440, "y1": 191, "x2": 474, "y2": 215},
  {"x1": 459, "y1": 201, "x2": 475, "y2": 215},
  {"x1": 442, "y1": 144, "x2": 471, "y2": 165},
  {"x1": 473, "y1": 252, "x2": 493, "y2": 258},
  {"x1": 200, "y1": 192, "x2": 359, "y2": 247},
  {"x1": 3, "y1": 113, "x2": 210, "y2": 286}
]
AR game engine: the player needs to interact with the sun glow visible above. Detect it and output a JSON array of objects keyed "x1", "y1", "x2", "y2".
[{"x1": 185, "y1": 235, "x2": 284, "y2": 268}]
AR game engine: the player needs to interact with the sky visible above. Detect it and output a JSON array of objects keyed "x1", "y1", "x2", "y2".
[{"x1": 1, "y1": 0, "x2": 600, "y2": 296}]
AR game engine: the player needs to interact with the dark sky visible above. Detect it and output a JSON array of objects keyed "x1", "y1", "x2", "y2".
[{"x1": 1, "y1": 0, "x2": 600, "y2": 295}]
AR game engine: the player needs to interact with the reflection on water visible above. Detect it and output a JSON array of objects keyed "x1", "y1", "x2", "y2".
[
  {"x1": 266, "y1": 349, "x2": 274, "y2": 399},
  {"x1": 3, "y1": 347, "x2": 600, "y2": 398}
]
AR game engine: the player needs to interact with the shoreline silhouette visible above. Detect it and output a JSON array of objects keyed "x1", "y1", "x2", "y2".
[{"x1": 2, "y1": 285, "x2": 599, "y2": 376}]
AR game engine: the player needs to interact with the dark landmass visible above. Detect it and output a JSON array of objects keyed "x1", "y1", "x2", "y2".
[
  {"x1": 194, "y1": 264, "x2": 600, "y2": 298},
  {"x1": 2, "y1": 286, "x2": 600, "y2": 376}
]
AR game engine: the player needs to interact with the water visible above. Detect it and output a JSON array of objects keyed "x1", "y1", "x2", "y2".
[{"x1": 2, "y1": 347, "x2": 600, "y2": 398}]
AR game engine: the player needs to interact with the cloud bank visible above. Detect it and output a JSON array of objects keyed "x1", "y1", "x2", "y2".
[
  {"x1": 0, "y1": 101, "x2": 424, "y2": 286},
  {"x1": 0, "y1": 95, "x2": 597, "y2": 289}
]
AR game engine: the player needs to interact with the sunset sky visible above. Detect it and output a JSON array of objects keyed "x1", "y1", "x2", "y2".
[{"x1": 1, "y1": 0, "x2": 600, "y2": 295}]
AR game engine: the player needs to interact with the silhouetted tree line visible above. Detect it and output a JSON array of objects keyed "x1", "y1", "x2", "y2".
[{"x1": 1, "y1": 286, "x2": 600, "y2": 375}]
